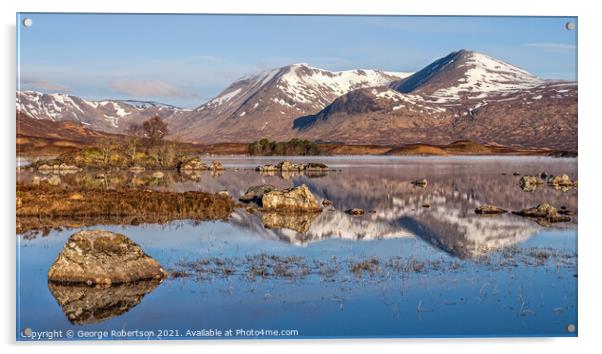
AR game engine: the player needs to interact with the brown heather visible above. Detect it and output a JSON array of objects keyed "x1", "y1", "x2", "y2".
[{"x1": 16, "y1": 183, "x2": 235, "y2": 234}]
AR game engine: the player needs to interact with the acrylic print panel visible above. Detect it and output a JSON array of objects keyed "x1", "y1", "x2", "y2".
[{"x1": 16, "y1": 13, "x2": 578, "y2": 341}]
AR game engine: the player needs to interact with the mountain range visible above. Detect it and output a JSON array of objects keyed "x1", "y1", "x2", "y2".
[{"x1": 16, "y1": 49, "x2": 578, "y2": 150}]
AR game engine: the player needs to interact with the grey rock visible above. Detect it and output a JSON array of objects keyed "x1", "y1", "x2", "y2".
[
  {"x1": 48, "y1": 230, "x2": 167, "y2": 285},
  {"x1": 262, "y1": 184, "x2": 322, "y2": 212},
  {"x1": 239, "y1": 184, "x2": 277, "y2": 205}
]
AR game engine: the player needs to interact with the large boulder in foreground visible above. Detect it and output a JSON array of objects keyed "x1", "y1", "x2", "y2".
[
  {"x1": 262, "y1": 184, "x2": 322, "y2": 212},
  {"x1": 48, "y1": 230, "x2": 167, "y2": 285}
]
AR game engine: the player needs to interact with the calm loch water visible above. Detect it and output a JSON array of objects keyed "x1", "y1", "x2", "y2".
[{"x1": 16, "y1": 156, "x2": 578, "y2": 340}]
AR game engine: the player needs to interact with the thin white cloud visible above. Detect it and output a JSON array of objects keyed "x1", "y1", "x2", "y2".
[
  {"x1": 20, "y1": 78, "x2": 70, "y2": 92},
  {"x1": 110, "y1": 79, "x2": 197, "y2": 98},
  {"x1": 521, "y1": 42, "x2": 576, "y2": 51}
]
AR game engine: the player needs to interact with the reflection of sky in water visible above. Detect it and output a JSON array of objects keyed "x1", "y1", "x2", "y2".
[{"x1": 17, "y1": 157, "x2": 577, "y2": 339}]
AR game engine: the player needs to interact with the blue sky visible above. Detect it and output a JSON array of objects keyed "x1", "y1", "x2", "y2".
[{"x1": 17, "y1": 14, "x2": 577, "y2": 108}]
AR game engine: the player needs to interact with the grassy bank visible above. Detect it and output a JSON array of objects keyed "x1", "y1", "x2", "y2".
[{"x1": 16, "y1": 183, "x2": 235, "y2": 235}]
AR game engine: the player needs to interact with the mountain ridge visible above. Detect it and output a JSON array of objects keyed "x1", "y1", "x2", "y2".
[
  {"x1": 16, "y1": 90, "x2": 185, "y2": 133},
  {"x1": 16, "y1": 49, "x2": 577, "y2": 150}
]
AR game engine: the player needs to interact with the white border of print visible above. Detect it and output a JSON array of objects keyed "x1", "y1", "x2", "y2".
[{"x1": 1, "y1": 0, "x2": 600, "y2": 353}]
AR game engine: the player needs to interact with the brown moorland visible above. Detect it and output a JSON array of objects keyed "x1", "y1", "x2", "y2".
[{"x1": 16, "y1": 183, "x2": 235, "y2": 235}]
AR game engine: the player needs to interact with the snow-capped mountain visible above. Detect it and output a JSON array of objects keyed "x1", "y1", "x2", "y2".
[
  {"x1": 167, "y1": 63, "x2": 411, "y2": 142},
  {"x1": 294, "y1": 50, "x2": 577, "y2": 150},
  {"x1": 392, "y1": 49, "x2": 543, "y2": 101},
  {"x1": 17, "y1": 50, "x2": 577, "y2": 150},
  {"x1": 16, "y1": 91, "x2": 184, "y2": 133}
]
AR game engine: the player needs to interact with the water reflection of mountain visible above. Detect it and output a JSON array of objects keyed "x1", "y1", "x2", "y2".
[
  {"x1": 227, "y1": 160, "x2": 577, "y2": 258},
  {"x1": 258, "y1": 210, "x2": 413, "y2": 245},
  {"x1": 21, "y1": 158, "x2": 577, "y2": 258},
  {"x1": 48, "y1": 280, "x2": 161, "y2": 324}
]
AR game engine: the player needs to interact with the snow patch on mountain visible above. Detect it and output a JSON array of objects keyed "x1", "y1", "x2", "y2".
[
  {"x1": 371, "y1": 88, "x2": 447, "y2": 114},
  {"x1": 193, "y1": 64, "x2": 412, "y2": 115},
  {"x1": 277, "y1": 64, "x2": 412, "y2": 108},
  {"x1": 431, "y1": 52, "x2": 543, "y2": 101},
  {"x1": 17, "y1": 90, "x2": 182, "y2": 132},
  {"x1": 209, "y1": 88, "x2": 242, "y2": 106}
]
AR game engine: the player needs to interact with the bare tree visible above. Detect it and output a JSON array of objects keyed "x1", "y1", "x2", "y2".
[
  {"x1": 128, "y1": 123, "x2": 143, "y2": 137},
  {"x1": 142, "y1": 116, "x2": 168, "y2": 146},
  {"x1": 98, "y1": 139, "x2": 114, "y2": 165}
]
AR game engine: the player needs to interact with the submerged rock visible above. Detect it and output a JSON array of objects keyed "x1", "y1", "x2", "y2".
[
  {"x1": 262, "y1": 184, "x2": 322, "y2": 212},
  {"x1": 519, "y1": 175, "x2": 542, "y2": 192},
  {"x1": 345, "y1": 208, "x2": 365, "y2": 216},
  {"x1": 48, "y1": 280, "x2": 161, "y2": 324},
  {"x1": 305, "y1": 162, "x2": 329, "y2": 171},
  {"x1": 239, "y1": 184, "x2": 277, "y2": 205},
  {"x1": 547, "y1": 174, "x2": 577, "y2": 189},
  {"x1": 512, "y1": 202, "x2": 571, "y2": 223},
  {"x1": 256, "y1": 164, "x2": 279, "y2": 172},
  {"x1": 48, "y1": 230, "x2": 167, "y2": 285},
  {"x1": 277, "y1": 160, "x2": 305, "y2": 171},
  {"x1": 211, "y1": 160, "x2": 225, "y2": 171},
  {"x1": 411, "y1": 178, "x2": 428, "y2": 188},
  {"x1": 558, "y1": 208, "x2": 577, "y2": 216},
  {"x1": 217, "y1": 190, "x2": 230, "y2": 198},
  {"x1": 129, "y1": 166, "x2": 145, "y2": 173},
  {"x1": 322, "y1": 199, "x2": 333, "y2": 207},
  {"x1": 475, "y1": 205, "x2": 507, "y2": 215},
  {"x1": 151, "y1": 171, "x2": 164, "y2": 179},
  {"x1": 178, "y1": 157, "x2": 209, "y2": 171}
]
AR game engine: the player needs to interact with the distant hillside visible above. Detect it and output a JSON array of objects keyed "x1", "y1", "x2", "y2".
[
  {"x1": 16, "y1": 91, "x2": 185, "y2": 134},
  {"x1": 295, "y1": 50, "x2": 577, "y2": 150},
  {"x1": 17, "y1": 49, "x2": 577, "y2": 150},
  {"x1": 16, "y1": 111, "x2": 125, "y2": 155}
]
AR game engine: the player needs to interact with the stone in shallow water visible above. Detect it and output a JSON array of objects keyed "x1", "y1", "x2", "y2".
[
  {"x1": 519, "y1": 175, "x2": 542, "y2": 192},
  {"x1": 345, "y1": 208, "x2": 365, "y2": 216},
  {"x1": 48, "y1": 230, "x2": 167, "y2": 285},
  {"x1": 475, "y1": 205, "x2": 507, "y2": 215},
  {"x1": 411, "y1": 178, "x2": 428, "y2": 188},
  {"x1": 512, "y1": 202, "x2": 571, "y2": 223},
  {"x1": 178, "y1": 157, "x2": 209, "y2": 171},
  {"x1": 239, "y1": 184, "x2": 277, "y2": 205},
  {"x1": 277, "y1": 161, "x2": 305, "y2": 171},
  {"x1": 262, "y1": 184, "x2": 322, "y2": 212},
  {"x1": 256, "y1": 164, "x2": 278, "y2": 172},
  {"x1": 547, "y1": 174, "x2": 577, "y2": 188},
  {"x1": 210, "y1": 160, "x2": 225, "y2": 171},
  {"x1": 304, "y1": 162, "x2": 329, "y2": 171}
]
